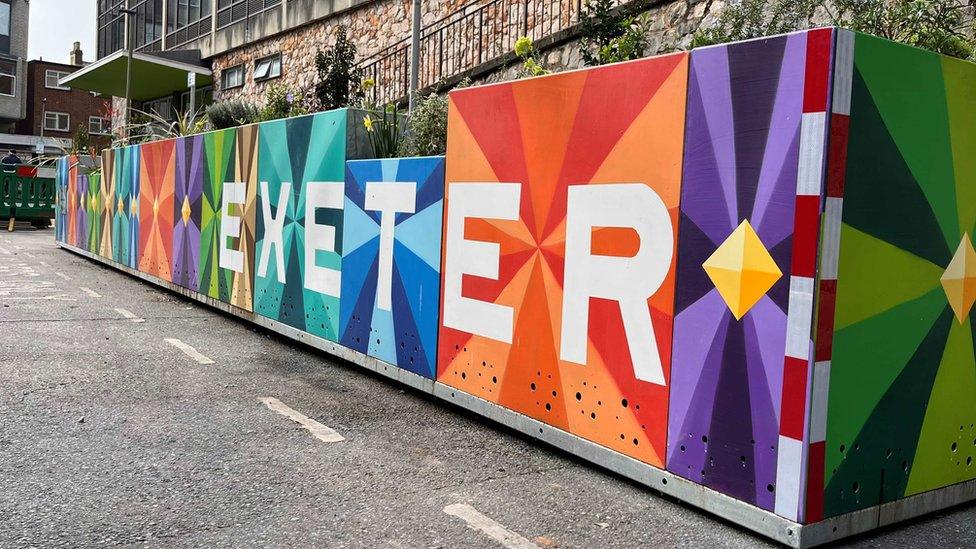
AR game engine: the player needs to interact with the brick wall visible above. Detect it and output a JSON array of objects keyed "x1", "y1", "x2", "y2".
[{"x1": 16, "y1": 60, "x2": 112, "y2": 150}]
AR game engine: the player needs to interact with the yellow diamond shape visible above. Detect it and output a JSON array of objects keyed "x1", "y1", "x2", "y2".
[
  {"x1": 941, "y1": 233, "x2": 976, "y2": 323},
  {"x1": 117, "y1": 197, "x2": 124, "y2": 215},
  {"x1": 130, "y1": 200, "x2": 137, "y2": 216},
  {"x1": 703, "y1": 220, "x2": 783, "y2": 320},
  {"x1": 152, "y1": 198, "x2": 159, "y2": 215},
  {"x1": 90, "y1": 195, "x2": 98, "y2": 211},
  {"x1": 181, "y1": 196, "x2": 191, "y2": 225}
]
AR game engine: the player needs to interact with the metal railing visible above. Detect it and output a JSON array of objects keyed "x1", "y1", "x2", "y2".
[{"x1": 358, "y1": 0, "x2": 601, "y2": 105}]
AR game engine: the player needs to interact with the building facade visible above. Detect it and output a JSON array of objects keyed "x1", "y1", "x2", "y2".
[
  {"x1": 93, "y1": 1, "x2": 724, "y2": 110},
  {"x1": 0, "y1": 0, "x2": 29, "y2": 126},
  {"x1": 14, "y1": 57, "x2": 112, "y2": 151}
]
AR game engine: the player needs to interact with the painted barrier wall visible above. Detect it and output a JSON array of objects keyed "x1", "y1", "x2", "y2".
[
  {"x1": 52, "y1": 30, "x2": 976, "y2": 533},
  {"x1": 806, "y1": 30, "x2": 976, "y2": 521}
]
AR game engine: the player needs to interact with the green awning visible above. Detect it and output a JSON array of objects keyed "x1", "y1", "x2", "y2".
[{"x1": 59, "y1": 50, "x2": 213, "y2": 101}]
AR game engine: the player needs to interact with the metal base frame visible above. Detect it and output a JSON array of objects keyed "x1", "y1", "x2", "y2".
[{"x1": 59, "y1": 243, "x2": 976, "y2": 548}]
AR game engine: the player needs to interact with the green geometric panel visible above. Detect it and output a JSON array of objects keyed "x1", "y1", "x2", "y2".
[
  {"x1": 850, "y1": 32, "x2": 958, "y2": 248},
  {"x1": 198, "y1": 128, "x2": 236, "y2": 302},
  {"x1": 833, "y1": 225, "x2": 943, "y2": 330},
  {"x1": 824, "y1": 33, "x2": 976, "y2": 518},
  {"x1": 906, "y1": 319, "x2": 976, "y2": 495},
  {"x1": 942, "y1": 56, "x2": 976, "y2": 238}
]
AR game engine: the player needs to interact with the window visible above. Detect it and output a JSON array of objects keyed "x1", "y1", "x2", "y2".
[
  {"x1": 0, "y1": 58, "x2": 15, "y2": 97},
  {"x1": 45, "y1": 70, "x2": 72, "y2": 90},
  {"x1": 221, "y1": 65, "x2": 243, "y2": 89},
  {"x1": 0, "y1": 2, "x2": 9, "y2": 36},
  {"x1": 44, "y1": 112, "x2": 70, "y2": 132},
  {"x1": 253, "y1": 54, "x2": 281, "y2": 82},
  {"x1": 89, "y1": 116, "x2": 111, "y2": 135}
]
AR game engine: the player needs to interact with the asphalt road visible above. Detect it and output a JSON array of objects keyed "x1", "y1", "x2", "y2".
[{"x1": 0, "y1": 228, "x2": 973, "y2": 548}]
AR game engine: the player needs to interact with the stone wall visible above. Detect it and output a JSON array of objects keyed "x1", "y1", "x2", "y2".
[{"x1": 212, "y1": 0, "x2": 469, "y2": 105}]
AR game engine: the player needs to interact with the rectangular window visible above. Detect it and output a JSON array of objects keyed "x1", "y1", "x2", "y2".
[
  {"x1": 0, "y1": 58, "x2": 15, "y2": 97},
  {"x1": 44, "y1": 112, "x2": 70, "y2": 132},
  {"x1": 0, "y1": 2, "x2": 9, "y2": 36},
  {"x1": 45, "y1": 70, "x2": 72, "y2": 90},
  {"x1": 253, "y1": 54, "x2": 281, "y2": 82},
  {"x1": 89, "y1": 116, "x2": 111, "y2": 135},
  {"x1": 221, "y1": 64, "x2": 243, "y2": 89}
]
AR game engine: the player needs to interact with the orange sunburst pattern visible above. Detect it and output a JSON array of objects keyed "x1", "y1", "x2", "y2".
[
  {"x1": 437, "y1": 54, "x2": 689, "y2": 466},
  {"x1": 138, "y1": 139, "x2": 175, "y2": 281}
]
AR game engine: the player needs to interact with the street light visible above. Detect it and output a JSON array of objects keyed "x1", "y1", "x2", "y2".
[{"x1": 113, "y1": 6, "x2": 136, "y2": 145}]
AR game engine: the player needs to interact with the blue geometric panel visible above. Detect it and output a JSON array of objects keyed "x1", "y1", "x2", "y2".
[{"x1": 340, "y1": 156, "x2": 445, "y2": 378}]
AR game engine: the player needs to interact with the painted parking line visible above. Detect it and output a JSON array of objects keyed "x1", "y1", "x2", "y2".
[
  {"x1": 114, "y1": 308, "x2": 145, "y2": 323},
  {"x1": 80, "y1": 287, "x2": 102, "y2": 298},
  {"x1": 443, "y1": 504, "x2": 539, "y2": 549},
  {"x1": 164, "y1": 338, "x2": 215, "y2": 365},
  {"x1": 259, "y1": 397, "x2": 345, "y2": 443},
  {"x1": 54, "y1": 272, "x2": 71, "y2": 281}
]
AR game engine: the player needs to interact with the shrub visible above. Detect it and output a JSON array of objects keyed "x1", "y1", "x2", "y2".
[
  {"x1": 692, "y1": 0, "x2": 974, "y2": 61},
  {"x1": 579, "y1": 0, "x2": 652, "y2": 66},
  {"x1": 400, "y1": 78, "x2": 470, "y2": 157},
  {"x1": 206, "y1": 99, "x2": 260, "y2": 129},
  {"x1": 691, "y1": 0, "x2": 817, "y2": 48},
  {"x1": 827, "y1": 0, "x2": 974, "y2": 60},
  {"x1": 258, "y1": 84, "x2": 310, "y2": 122},
  {"x1": 401, "y1": 92, "x2": 449, "y2": 156},
  {"x1": 315, "y1": 25, "x2": 363, "y2": 111},
  {"x1": 515, "y1": 36, "x2": 550, "y2": 77}
]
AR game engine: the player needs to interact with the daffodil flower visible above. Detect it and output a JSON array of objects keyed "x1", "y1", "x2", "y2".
[{"x1": 363, "y1": 115, "x2": 374, "y2": 132}]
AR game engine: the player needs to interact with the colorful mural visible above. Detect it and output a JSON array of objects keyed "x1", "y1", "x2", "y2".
[
  {"x1": 55, "y1": 156, "x2": 67, "y2": 243},
  {"x1": 340, "y1": 156, "x2": 445, "y2": 378},
  {"x1": 52, "y1": 30, "x2": 976, "y2": 533},
  {"x1": 99, "y1": 149, "x2": 115, "y2": 258},
  {"x1": 228, "y1": 125, "x2": 259, "y2": 311},
  {"x1": 254, "y1": 111, "x2": 347, "y2": 338},
  {"x1": 199, "y1": 127, "x2": 236, "y2": 303},
  {"x1": 138, "y1": 139, "x2": 175, "y2": 281},
  {"x1": 814, "y1": 32, "x2": 976, "y2": 519},
  {"x1": 438, "y1": 53, "x2": 688, "y2": 467},
  {"x1": 113, "y1": 145, "x2": 140, "y2": 268},
  {"x1": 668, "y1": 29, "x2": 832, "y2": 520},
  {"x1": 172, "y1": 135, "x2": 205, "y2": 291}
]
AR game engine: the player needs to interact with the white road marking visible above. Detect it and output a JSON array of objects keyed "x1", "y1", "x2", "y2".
[
  {"x1": 80, "y1": 287, "x2": 102, "y2": 298},
  {"x1": 3, "y1": 294, "x2": 75, "y2": 301},
  {"x1": 259, "y1": 397, "x2": 345, "y2": 443},
  {"x1": 114, "y1": 308, "x2": 145, "y2": 323},
  {"x1": 164, "y1": 338, "x2": 215, "y2": 365},
  {"x1": 443, "y1": 504, "x2": 539, "y2": 549},
  {"x1": 54, "y1": 272, "x2": 71, "y2": 280}
]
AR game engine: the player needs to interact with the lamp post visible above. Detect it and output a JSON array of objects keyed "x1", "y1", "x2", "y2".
[
  {"x1": 409, "y1": 0, "x2": 421, "y2": 112},
  {"x1": 40, "y1": 97, "x2": 46, "y2": 140},
  {"x1": 114, "y1": 6, "x2": 136, "y2": 145}
]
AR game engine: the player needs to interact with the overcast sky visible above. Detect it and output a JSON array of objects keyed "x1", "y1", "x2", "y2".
[{"x1": 27, "y1": 0, "x2": 96, "y2": 64}]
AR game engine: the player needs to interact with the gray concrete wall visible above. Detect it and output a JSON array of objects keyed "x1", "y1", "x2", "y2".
[{"x1": 0, "y1": 0, "x2": 30, "y2": 123}]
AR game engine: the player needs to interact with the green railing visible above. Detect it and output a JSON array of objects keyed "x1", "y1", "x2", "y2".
[{"x1": 0, "y1": 165, "x2": 56, "y2": 226}]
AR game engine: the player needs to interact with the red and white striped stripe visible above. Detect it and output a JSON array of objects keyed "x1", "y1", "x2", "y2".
[
  {"x1": 803, "y1": 28, "x2": 855, "y2": 524},
  {"x1": 773, "y1": 27, "x2": 835, "y2": 522}
]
